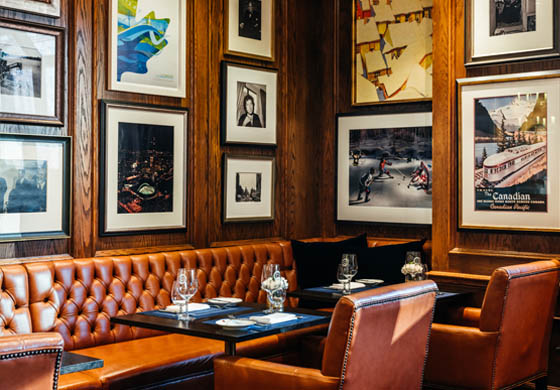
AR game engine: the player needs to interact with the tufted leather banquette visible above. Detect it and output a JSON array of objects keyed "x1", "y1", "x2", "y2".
[{"x1": 0, "y1": 237, "x2": 426, "y2": 390}]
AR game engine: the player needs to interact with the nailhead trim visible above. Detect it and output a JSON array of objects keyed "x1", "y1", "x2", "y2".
[{"x1": 0, "y1": 347, "x2": 63, "y2": 390}]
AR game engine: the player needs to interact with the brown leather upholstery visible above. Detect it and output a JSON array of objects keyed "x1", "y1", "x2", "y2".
[
  {"x1": 0, "y1": 332, "x2": 64, "y2": 390},
  {"x1": 424, "y1": 260, "x2": 560, "y2": 390},
  {"x1": 214, "y1": 280, "x2": 438, "y2": 390}
]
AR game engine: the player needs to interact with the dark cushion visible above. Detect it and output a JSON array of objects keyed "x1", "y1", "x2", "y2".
[
  {"x1": 353, "y1": 239, "x2": 427, "y2": 285},
  {"x1": 291, "y1": 234, "x2": 368, "y2": 289}
]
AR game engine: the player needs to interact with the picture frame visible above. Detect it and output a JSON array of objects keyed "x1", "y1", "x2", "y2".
[
  {"x1": 223, "y1": 154, "x2": 275, "y2": 223},
  {"x1": 0, "y1": 133, "x2": 71, "y2": 242},
  {"x1": 0, "y1": 0, "x2": 61, "y2": 18},
  {"x1": 336, "y1": 111, "x2": 432, "y2": 224},
  {"x1": 465, "y1": 0, "x2": 560, "y2": 65},
  {"x1": 221, "y1": 61, "x2": 277, "y2": 146},
  {"x1": 225, "y1": 0, "x2": 274, "y2": 61},
  {"x1": 0, "y1": 19, "x2": 64, "y2": 125},
  {"x1": 107, "y1": 0, "x2": 187, "y2": 98},
  {"x1": 352, "y1": 0, "x2": 433, "y2": 105},
  {"x1": 99, "y1": 101, "x2": 188, "y2": 236},
  {"x1": 458, "y1": 70, "x2": 560, "y2": 231}
]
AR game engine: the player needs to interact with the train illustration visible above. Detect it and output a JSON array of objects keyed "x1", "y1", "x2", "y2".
[{"x1": 482, "y1": 142, "x2": 546, "y2": 185}]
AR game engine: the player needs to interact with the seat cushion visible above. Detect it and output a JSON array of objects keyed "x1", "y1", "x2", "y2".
[
  {"x1": 353, "y1": 239, "x2": 426, "y2": 285},
  {"x1": 291, "y1": 234, "x2": 368, "y2": 288},
  {"x1": 59, "y1": 372, "x2": 102, "y2": 390}
]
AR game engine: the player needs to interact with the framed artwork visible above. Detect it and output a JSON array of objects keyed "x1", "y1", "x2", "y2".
[
  {"x1": 352, "y1": 0, "x2": 433, "y2": 105},
  {"x1": 221, "y1": 61, "x2": 277, "y2": 145},
  {"x1": 465, "y1": 0, "x2": 560, "y2": 65},
  {"x1": 0, "y1": 19, "x2": 64, "y2": 125},
  {"x1": 458, "y1": 71, "x2": 560, "y2": 231},
  {"x1": 0, "y1": 133, "x2": 71, "y2": 242},
  {"x1": 108, "y1": 0, "x2": 186, "y2": 98},
  {"x1": 99, "y1": 101, "x2": 188, "y2": 236},
  {"x1": 337, "y1": 111, "x2": 432, "y2": 224},
  {"x1": 225, "y1": 0, "x2": 274, "y2": 61},
  {"x1": 0, "y1": 0, "x2": 61, "y2": 18},
  {"x1": 223, "y1": 154, "x2": 275, "y2": 222}
]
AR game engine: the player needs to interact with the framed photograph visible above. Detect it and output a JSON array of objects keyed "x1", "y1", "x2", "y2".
[
  {"x1": 337, "y1": 111, "x2": 432, "y2": 224},
  {"x1": 225, "y1": 0, "x2": 274, "y2": 61},
  {"x1": 352, "y1": 0, "x2": 433, "y2": 105},
  {"x1": 223, "y1": 154, "x2": 275, "y2": 222},
  {"x1": 99, "y1": 101, "x2": 188, "y2": 236},
  {"x1": 458, "y1": 70, "x2": 560, "y2": 231},
  {"x1": 0, "y1": 133, "x2": 70, "y2": 242},
  {"x1": 0, "y1": 19, "x2": 64, "y2": 125},
  {"x1": 465, "y1": 0, "x2": 560, "y2": 65},
  {"x1": 108, "y1": 0, "x2": 186, "y2": 97},
  {"x1": 0, "y1": 0, "x2": 61, "y2": 18},
  {"x1": 221, "y1": 61, "x2": 277, "y2": 145}
]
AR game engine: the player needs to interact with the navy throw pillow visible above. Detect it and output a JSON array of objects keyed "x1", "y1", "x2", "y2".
[
  {"x1": 353, "y1": 239, "x2": 427, "y2": 285},
  {"x1": 291, "y1": 234, "x2": 368, "y2": 289}
]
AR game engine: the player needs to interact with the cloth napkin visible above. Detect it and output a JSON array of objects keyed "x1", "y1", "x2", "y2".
[
  {"x1": 163, "y1": 303, "x2": 210, "y2": 313},
  {"x1": 248, "y1": 312, "x2": 298, "y2": 325},
  {"x1": 327, "y1": 282, "x2": 366, "y2": 290}
]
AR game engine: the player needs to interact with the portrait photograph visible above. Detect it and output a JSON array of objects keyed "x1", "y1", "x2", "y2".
[
  {"x1": 0, "y1": 0, "x2": 61, "y2": 18},
  {"x1": 226, "y1": 0, "x2": 274, "y2": 61},
  {"x1": 221, "y1": 62, "x2": 277, "y2": 145},
  {"x1": 0, "y1": 134, "x2": 70, "y2": 242},
  {"x1": 223, "y1": 154, "x2": 274, "y2": 222},
  {"x1": 458, "y1": 71, "x2": 560, "y2": 231},
  {"x1": 100, "y1": 101, "x2": 188, "y2": 236},
  {"x1": 0, "y1": 20, "x2": 63, "y2": 125},
  {"x1": 337, "y1": 111, "x2": 432, "y2": 224},
  {"x1": 490, "y1": 0, "x2": 536, "y2": 36}
]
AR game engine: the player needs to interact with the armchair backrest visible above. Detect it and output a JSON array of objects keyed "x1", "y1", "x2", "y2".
[
  {"x1": 478, "y1": 260, "x2": 560, "y2": 389},
  {"x1": 321, "y1": 280, "x2": 437, "y2": 390}
]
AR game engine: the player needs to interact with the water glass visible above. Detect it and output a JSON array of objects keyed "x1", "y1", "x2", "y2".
[
  {"x1": 342, "y1": 253, "x2": 358, "y2": 291},
  {"x1": 171, "y1": 281, "x2": 186, "y2": 317},
  {"x1": 176, "y1": 268, "x2": 199, "y2": 321},
  {"x1": 337, "y1": 263, "x2": 351, "y2": 295}
]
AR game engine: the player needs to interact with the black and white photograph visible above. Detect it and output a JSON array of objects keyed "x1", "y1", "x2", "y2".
[
  {"x1": 237, "y1": 81, "x2": 266, "y2": 128},
  {"x1": 226, "y1": 0, "x2": 274, "y2": 61},
  {"x1": 0, "y1": 20, "x2": 63, "y2": 125},
  {"x1": 337, "y1": 112, "x2": 433, "y2": 224},
  {"x1": 223, "y1": 154, "x2": 274, "y2": 222},
  {"x1": 117, "y1": 122, "x2": 174, "y2": 214},
  {"x1": 238, "y1": 0, "x2": 261, "y2": 40},
  {"x1": 221, "y1": 62, "x2": 277, "y2": 145},
  {"x1": 0, "y1": 134, "x2": 70, "y2": 242},
  {"x1": 0, "y1": 0, "x2": 61, "y2": 17},
  {"x1": 490, "y1": 0, "x2": 536, "y2": 36},
  {"x1": 100, "y1": 101, "x2": 188, "y2": 236},
  {"x1": 236, "y1": 172, "x2": 261, "y2": 202}
]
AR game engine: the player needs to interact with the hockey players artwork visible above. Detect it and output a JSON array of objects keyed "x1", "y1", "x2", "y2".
[{"x1": 337, "y1": 112, "x2": 432, "y2": 224}]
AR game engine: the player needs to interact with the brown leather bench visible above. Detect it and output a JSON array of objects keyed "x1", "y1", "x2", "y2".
[{"x1": 0, "y1": 237, "x2": 428, "y2": 390}]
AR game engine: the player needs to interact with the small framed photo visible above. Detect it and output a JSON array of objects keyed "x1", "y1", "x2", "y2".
[
  {"x1": 458, "y1": 70, "x2": 560, "y2": 231},
  {"x1": 221, "y1": 61, "x2": 277, "y2": 146},
  {"x1": 337, "y1": 111, "x2": 432, "y2": 224},
  {"x1": 99, "y1": 101, "x2": 188, "y2": 236},
  {"x1": 108, "y1": 0, "x2": 187, "y2": 97},
  {"x1": 223, "y1": 154, "x2": 275, "y2": 222},
  {"x1": 465, "y1": 0, "x2": 560, "y2": 65},
  {"x1": 0, "y1": 19, "x2": 64, "y2": 125},
  {"x1": 0, "y1": 0, "x2": 61, "y2": 18},
  {"x1": 225, "y1": 0, "x2": 274, "y2": 61},
  {"x1": 0, "y1": 133, "x2": 71, "y2": 242}
]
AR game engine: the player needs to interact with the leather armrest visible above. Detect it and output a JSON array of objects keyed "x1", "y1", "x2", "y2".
[
  {"x1": 424, "y1": 323, "x2": 498, "y2": 389},
  {"x1": 448, "y1": 306, "x2": 481, "y2": 327},
  {"x1": 0, "y1": 332, "x2": 63, "y2": 355},
  {"x1": 214, "y1": 356, "x2": 339, "y2": 390}
]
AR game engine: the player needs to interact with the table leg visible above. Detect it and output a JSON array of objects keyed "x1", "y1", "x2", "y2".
[{"x1": 225, "y1": 341, "x2": 236, "y2": 356}]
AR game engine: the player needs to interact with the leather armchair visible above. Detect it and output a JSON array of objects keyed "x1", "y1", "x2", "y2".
[
  {"x1": 424, "y1": 260, "x2": 560, "y2": 390},
  {"x1": 214, "y1": 280, "x2": 438, "y2": 390},
  {"x1": 0, "y1": 332, "x2": 64, "y2": 390}
]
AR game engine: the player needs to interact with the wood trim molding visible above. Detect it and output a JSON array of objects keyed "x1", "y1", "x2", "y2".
[
  {"x1": 0, "y1": 254, "x2": 74, "y2": 265},
  {"x1": 95, "y1": 244, "x2": 195, "y2": 257},
  {"x1": 449, "y1": 247, "x2": 560, "y2": 261},
  {"x1": 209, "y1": 237, "x2": 286, "y2": 248}
]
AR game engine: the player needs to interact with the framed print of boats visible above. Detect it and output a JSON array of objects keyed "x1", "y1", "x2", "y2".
[
  {"x1": 458, "y1": 70, "x2": 560, "y2": 231},
  {"x1": 108, "y1": 0, "x2": 186, "y2": 97},
  {"x1": 352, "y1": 0, "x2": 433, "y2": 105},
  {"x1": 465, "y1": 0, "x2": 560, "y2": 65}
]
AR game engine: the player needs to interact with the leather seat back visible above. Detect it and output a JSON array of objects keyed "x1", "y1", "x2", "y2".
[
  {"x1": 0, "y1": 265, "x2": 33, "y2": 335},
  {"x1": 321, "y1": 280, "x2": 437, "y2": 389}
]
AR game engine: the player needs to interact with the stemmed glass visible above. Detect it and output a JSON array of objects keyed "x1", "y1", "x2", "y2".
[
  {"x1": 342, "y1": 254, "x2": 358, "y2": 292},
  {"x1": 337, "y1": 263, "x2": 352, "y2": 295},
  {"x1": 261, "y1": 263, "x2": 280, "y2": 313},
  {"x1": 171, "y1": 281, "x2": 186, "y2": 317},
  {"x1": 175, "y1": 268, "x2": 199, "y2": 321}
]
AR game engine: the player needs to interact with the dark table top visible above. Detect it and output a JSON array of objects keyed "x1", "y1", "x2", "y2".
[
  {"x1": 111, "y1": 303, "x2": 332, "y2": 344},
  {"x1": 61, "y1": 351, "x2": 103, "y2": 375}
]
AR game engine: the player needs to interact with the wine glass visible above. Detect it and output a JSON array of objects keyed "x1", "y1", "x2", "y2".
[
  {"x1": 176, "y1": 268, "x2": 199, "y2": 321},
  {"x1": 342, "y1": 254, "x2": 358, "y2": 291},
  {"x1": 171, "y1": 281, "x2": 186, "y2": 317},
  {"x1": 337, "y1": 263, "x2": 351, "y2": 295},
  {"x1": 261, "y1": 263, "x2": 280, "y2": 313}
]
